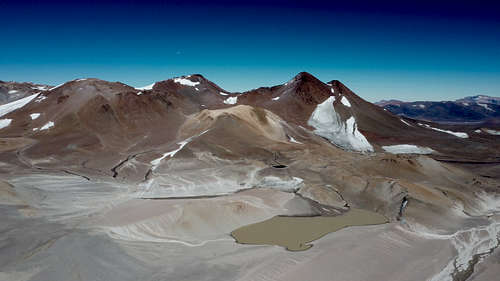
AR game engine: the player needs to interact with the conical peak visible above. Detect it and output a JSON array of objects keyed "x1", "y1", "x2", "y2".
[
  {"x1": 292, "y1": 72, "x2": 323, "y2": 84},
  {"x1": 327, "y1": 80, "x2": 357, "y2": 97}
]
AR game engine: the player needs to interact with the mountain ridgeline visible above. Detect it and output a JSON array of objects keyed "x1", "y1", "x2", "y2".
[
  {"x1": 0, "y1": 73, "x2": 499, "y2": 182},
  {"x1": 376, "y1": 95, "x2": 500, "y2": 123}
]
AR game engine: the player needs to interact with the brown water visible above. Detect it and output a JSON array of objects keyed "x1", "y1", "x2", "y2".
[{"x1": 231, "y1": 208, "x2": 388, "y2": 251}]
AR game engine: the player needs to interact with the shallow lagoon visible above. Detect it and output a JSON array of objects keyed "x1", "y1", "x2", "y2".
[{"x1": 231, "y1": 208, "x2": 389, "y2": 251}]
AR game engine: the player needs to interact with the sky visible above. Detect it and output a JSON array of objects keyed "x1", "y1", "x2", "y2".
[{"x1": 1, "y1": 0, "x2": 499, "y2": 102}]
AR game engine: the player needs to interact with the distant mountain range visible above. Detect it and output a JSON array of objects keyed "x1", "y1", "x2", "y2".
[{"x1": 376, "y1": 95, "x2": 500, "y2": 123}]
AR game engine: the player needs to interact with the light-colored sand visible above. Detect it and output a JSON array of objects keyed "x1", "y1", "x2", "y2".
[
  {"x1": 95, "y1": 188, "x2": 315, "y2": 244},
  {"x1": 181, "y1": 105, "x2": 289, "y2": 142},
  {"x1": 2, "y1": 173, "x2": 500, "y2": 281}
]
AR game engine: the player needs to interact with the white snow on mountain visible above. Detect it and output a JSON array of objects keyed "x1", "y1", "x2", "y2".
[
  {"x1": 30, "y1": 113, "x2": 40, "y2": 120},
  {"x1": 477, "y1": 103, "x2": 493, "y2": 111},
  {"x1": 288, "y1": 136, "x2": 302, "y2": 144},
  {"x1": 382, "y1": 144, "x2": 434, "y2": 154},
  {"x1": 174, "y1": 77, "x2": 200, "y2": 87},
  {"x1": 151, "y1": 140, "x2": 190, "y2": 170},
  {"x1": 40, "y1": 121, "x2": 54, "y2": 130},
  {"x1": 485, "y1": 129, "x2": 500, "y2": 135},
  {"x1": 34, "y1": 95, "x2": 47, "y2": 103},
  {"x1": 256, "y1": 176, "x2": 304, "y2": 192},
  {"x1": 400, "y1": 119, "x2": 412, "y2": 126},
  {"x1": 272, "y1": 96, "x2": 280, "y2": 101},
  {"x1": 340, "y1": 96, "x2": 351, "y2": 107},
  {"x1": 308, "y1": 96, "x2": 373, "y2": 152},
  {"x1": 0, "y1": 119, "x2": 12, "y2": 129},
  {"x1": 8, "y1": 90, "x2": 18, "y2": 94},
  {"x1": 0, "y1": 94, "x2": 38, "y2": 117},
  {"x1": 219, "y1": 92, "x2": 228, "y2": 96},
  {"x1": 50, "y1": 83, "x2": 65, "y2": 90},
  {"x1": 31, "y1": 85, "x2": 50, "y2": 91},
  {"x1": 150, "y1": 130, "x2": 210, "y2": 171},
  {"x1": 223, "y1": 96, "x2": 238, "y2": 105},
  {"x1": 419, "y1": 123, "x2": 469, "y2": 138},
  {"x1": 135, "y1": 83, "x2": 155, "y2": 90},
  {"x1": 464, "y1": 95, "x2": 500, "y2": 104}
]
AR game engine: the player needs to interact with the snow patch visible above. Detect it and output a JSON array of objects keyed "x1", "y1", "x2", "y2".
[
  {"x1": 135, "y1": 83, "x2": 155, "y2": 90},
  {"x1": 136, "y1": 91, "x2": 143, "y2": 96},
  {"x1": 288, "y1": 136, "x2": 302, "y2": 144},
  {"x1": 340, "y1": 96, "x2": 351, "y2": 107},
  {"x1": 174, "y1": 77, "x2": 200, "y2": 87},
  {"x1": 308, "y1": 96, "x2": 373, "y2": 152},
  {"x1": 30, "y1": 113, "x2": 40, "y2": 120},
  {"x1": 400, "y1": 119, "x2": 412, "y2": 126},
  {"x1": 31, "y1": 85, "x2": 49, "y2": 91},
  {"x1": 485, "y1": 129, "x2": 500, "y2": 135},
  {"x1": 0, "y1": 119, "x2": 12, "y2": 129},
  {"x1": 382, "y1": 144, "x2": 434, "y2": 154},
  {"x1": 50, "y1": 83, "x2": 65, "y2": 90},
  {"x1": 419, "y1": 123, "x2": 469, "y2": 138},
  {"x1": 75, "y1": 78, "x2": 87, "y2": 82},
  {"x1": 40, "y1": 121, "x2": 54, "y2": 131},
  {"x1": 477, "y1": 103, "x2": 493, "y2": 111},
  {"x1": 219, "y1": 92, "x2": 228, "y2": 96},
  {"x1": 272, "y1": 96, "x2": 280, "y2": 101},
  {"x1": 330, "y1": 88, "x2": 334, "y2": 94},
  {"x1": 474, "y1": 129, "x2": 482, "y2": 133},
  {"x1": 223, "y1": 96, "x2": 238, "y2": 105},
  {"x1": 150, "y1": 141, "x2": 189, "y2": 170},
  {"x1": 8, "y1": 90, "x2": 18, "y2": 94},
  {"x1": 34, "y1": 95, "x2": 46, "y2": 103},
  {"x1": 150, "y1": 130, "x2": 210, "y2": 170},
  {"x1": 257, "y1": 176, "x2": 304, "y2": 192},
  {"x1": 0, "y1": 94, "x2": 38, "y2": 117}
]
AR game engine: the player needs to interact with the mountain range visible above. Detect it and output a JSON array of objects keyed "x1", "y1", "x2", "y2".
[
  {"x1": 1, "y1": 72, "x2": 499, "y2": 281},
  {"x1": 376, "y1": 95, "x2": 500, "y2": 123}
]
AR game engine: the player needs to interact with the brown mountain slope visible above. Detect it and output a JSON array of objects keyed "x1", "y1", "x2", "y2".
[{"x1": 0, "y1": 73, "x2": 498, "y2": 179}]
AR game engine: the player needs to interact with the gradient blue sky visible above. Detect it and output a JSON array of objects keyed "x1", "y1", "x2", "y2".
[{"x1": 1, "y1": 0, "x2": 499, "y2": 102}]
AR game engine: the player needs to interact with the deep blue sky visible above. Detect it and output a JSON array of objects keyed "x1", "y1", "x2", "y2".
[{"x1": 1, "y1": 0, "x2": 499, "y2": 102}]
